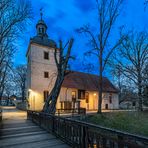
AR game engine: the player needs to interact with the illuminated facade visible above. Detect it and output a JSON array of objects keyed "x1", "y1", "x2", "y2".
[{"x1": 26, "y1": 16, "x2": 119, "y2": 111}]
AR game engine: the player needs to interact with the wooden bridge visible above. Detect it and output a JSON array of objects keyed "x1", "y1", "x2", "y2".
[
  {"x1": 1, "y1": 107, "x2": 148, "y2": 148},
  {"x1": 0, "y1": 107, "x2": 70, "y2": 148}
]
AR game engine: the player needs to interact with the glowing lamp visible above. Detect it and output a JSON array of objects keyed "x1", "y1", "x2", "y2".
[{"x1": 29, "y1": 89, "x2": 32, "y2": 92}]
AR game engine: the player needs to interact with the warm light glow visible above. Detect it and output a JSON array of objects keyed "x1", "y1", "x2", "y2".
[
  {"x1": 94, "y1": 93, "x2": 96, "y2": 96},
  {"x1": 29, "y1": 89, "x2": 32, "y2": 92}
]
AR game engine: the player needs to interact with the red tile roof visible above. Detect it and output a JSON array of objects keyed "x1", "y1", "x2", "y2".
[{"x1": 62, "y1": 71, "x2": 118, "y2": 93}]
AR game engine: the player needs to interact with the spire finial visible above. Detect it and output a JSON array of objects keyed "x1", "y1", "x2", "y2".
[{"x1": 40, "y1": 8, "x2": 43, "y2": 20}]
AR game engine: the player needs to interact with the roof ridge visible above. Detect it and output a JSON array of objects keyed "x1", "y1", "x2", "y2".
[{"x1": 69, "y1": 70, "x2": 107, "y2": 79}]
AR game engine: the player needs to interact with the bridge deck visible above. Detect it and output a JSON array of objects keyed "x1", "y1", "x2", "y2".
[{"x1": 0, "y1": 107, "x2": 70, "y2": 148}]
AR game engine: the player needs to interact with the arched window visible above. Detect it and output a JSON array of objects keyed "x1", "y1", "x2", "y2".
[
  {"x1": 39, "y1": 28, "x2": 42, "y2": 33},
  {"x1": 42, "y1": 28, "x2": 44, "y2": 33}
]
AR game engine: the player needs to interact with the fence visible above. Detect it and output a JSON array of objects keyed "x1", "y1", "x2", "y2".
[
  {"x1": 56, "y1": 108, "x2": 86, "y2": 116},
  {"x1": 27, "y1": 110, "x2": 148, "y2": 148}
]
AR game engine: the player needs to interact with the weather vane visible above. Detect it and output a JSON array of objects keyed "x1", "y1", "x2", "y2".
[{"x1": 40, "y1": 7, "x2": 43, "y2": 20}]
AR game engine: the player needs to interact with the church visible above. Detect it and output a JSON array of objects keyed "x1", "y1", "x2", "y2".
[{"x1": 26, "y1": 15, "x2": 119, "y2": 111}]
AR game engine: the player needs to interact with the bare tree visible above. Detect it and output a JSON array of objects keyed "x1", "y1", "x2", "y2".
[
  {"x1": 2, "y1": 70, "x2": 16, "y2": 105},
  {"x1": 144, "y1": 0, "x2": 148, "y2": 7},
  {"x1": 43, "y1": 39, "x2": 74, "y2": 114},
  {"x1": 77, "y1": 0, "x2": 124, "y2": 113},
  {"x1": 111, "y1": 65, "x2": 123, "y2": 101},
  {"x1": 114, "y1": 31, "x2": 148, "y2": 111},
  {"x1": 14, "y1": 65, "x2": 27, "y2": 101},
  {"x1": 112, "y1": 68, "x2": 138, "y2": 105},
  {"x1": 0, "y1": 0, "x2": 32, "y2": 101}
]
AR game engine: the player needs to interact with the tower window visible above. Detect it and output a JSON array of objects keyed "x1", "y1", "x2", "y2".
[
  {"x1": 44, "y1": 72, "x2": 49, "y2": 78},
  {"x1": 39, "y1": 28, "x2": 42, "y2": 33},
  {"x1": 42, "y1": 28, "x2": 44, "y2": 33},
  {"x1": 44, "y1": 51, "x2": 49, "y2": 60},
  {"x1": 43, "y1": 91, "x2": 48, "y2": 102},
  {"x1": 109, "y1": 93, "x2": 112, "y2": 104}
]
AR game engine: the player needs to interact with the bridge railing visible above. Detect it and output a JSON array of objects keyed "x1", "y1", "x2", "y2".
[
  {"x1": 0, "y1": 108, "x2": 2, "y2": 122},
  {"x1": 56, "y1": 108, "x2": 86, "y2": 116},
  {"x1": 27, "y1": 110, "x2": 148, "y2": 148}
]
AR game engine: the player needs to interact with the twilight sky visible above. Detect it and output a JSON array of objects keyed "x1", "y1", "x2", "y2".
[{"x1": 14, "y1": 0, "x2": 148, "y2": 75}]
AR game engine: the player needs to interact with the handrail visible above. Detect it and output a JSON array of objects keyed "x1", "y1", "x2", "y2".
[{"x1": 27, "y1": 110, "x2": 148, "y2": 147}]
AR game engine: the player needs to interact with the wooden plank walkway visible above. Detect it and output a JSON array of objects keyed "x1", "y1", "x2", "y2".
[{"x1": 0, "y1": 107, "x2": 70, "y2": 148}]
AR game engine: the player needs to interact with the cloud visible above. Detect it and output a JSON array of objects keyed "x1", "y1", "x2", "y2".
[
  {"x1": 55, "y1": 10, "x2": 66, "y2": 19},
  {"x1": 74, "y1": 0, "x2": 95, "y2": 13}
]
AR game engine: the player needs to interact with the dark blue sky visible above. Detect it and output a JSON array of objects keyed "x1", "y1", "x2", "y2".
[{"x1": 14, "y1": 0, "x2": 148, "y2": 75}]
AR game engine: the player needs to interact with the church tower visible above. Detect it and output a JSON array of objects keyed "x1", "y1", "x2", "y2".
[{"x1": 26, "y1": 11, "x2": 57, "y2": 110}]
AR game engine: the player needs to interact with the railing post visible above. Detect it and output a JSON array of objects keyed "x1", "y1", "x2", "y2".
[
  {"x1": 39, "y1": 112, "x2": 41, "y2": 127},
  {"x1": 81, "y1": 126, "x2": 88, "y2": 148},
  {"x1": 118, "y1": 135, "x2": 124, "y2": 148},
  {"x1": 32, "y1": 111, "x2": 34, "y2": 122},
  {"x1": 102, "y1": 137, "x2": 107, "y2": 148},
  {"x1": 52, "y1": 116, "x2": 55, "y2": 133},
  {"x1": 0, "y1": 109, "x2": 2, "y2": 123},
  {"x1": 58, "y1": 109, "x2": 60, "y2": 116},
  {"x1": 27, "y1": 110, "x2": 28, "y2": 120}
]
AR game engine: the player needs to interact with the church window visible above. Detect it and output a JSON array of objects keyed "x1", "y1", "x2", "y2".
[
  {"x1": 43, "y1": 91, "x2": 48, "y2": 102},
  {"x1": 105, "y1": 104, "x2": 108, "y2": 109},
  {"x1": 85, "y1": 92, "x2": 89, "y2": 103},
  {"x1": 109, "y1": 93, "x2": 112, "y2": 104},
  {"x1": 44, "y1": 51, "x2": 49, "y2": 60},
  {"x1": 78, "y1": 90, "x2": 85, "y2": 99},
  {"x1": 72, "y1": 91, "x2": 76, "y2": 102},
  {"x1": 44, "y1": 72, "x2": 49, "y2": 78}
]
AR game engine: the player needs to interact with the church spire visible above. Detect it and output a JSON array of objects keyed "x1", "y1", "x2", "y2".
[
  {"x1": 40, "y1": 8, "x2": 43, "y2": 20},
  {"x1": 36, "y1": 9, "x2": 48, "y2": 37}
]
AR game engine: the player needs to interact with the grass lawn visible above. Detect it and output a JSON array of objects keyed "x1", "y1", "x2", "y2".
[{"x1": 85, "y1": 111, "x2": 148, "y2": 137}]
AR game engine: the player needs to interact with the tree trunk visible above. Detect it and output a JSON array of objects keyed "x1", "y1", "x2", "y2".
[
  {"x1": 98, "y1": 54, "x2": 103, "y2": 114},
  {"x1": 0, "y1": 85, "x2": 5, "y2": 105},
  {"x1": 22, "y1": 88, "x2": 25, "y2": 102},
  {"x1": 22, "y1": 83, "x2": 26, "y2": 102},
  {"x1": 98, "y1": 76, "x2": 103, "y2": 113},
  {"x1": 43, "y1": 39, "x2": 74, "y2": 114},
  {"x1": 43, "y1": 74, "x2": 64, "y2": 114},
  {"x1": 137, "y1": 55, "x2": 143, "y2": 111},
  {"x1": 138, "y1": 80, "x2": 143, "y2": 111},
  {"x1": 138, "y1": 88, "x2": 143, "y2": 111}
]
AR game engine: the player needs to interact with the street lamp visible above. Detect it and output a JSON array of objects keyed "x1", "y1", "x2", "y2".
[
  {"x1": 28, "y1": 89, "x2": 32, "y2": 92},
  {"x1": 94, "y1": 93, "x2": 96, "y2": 96}
]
